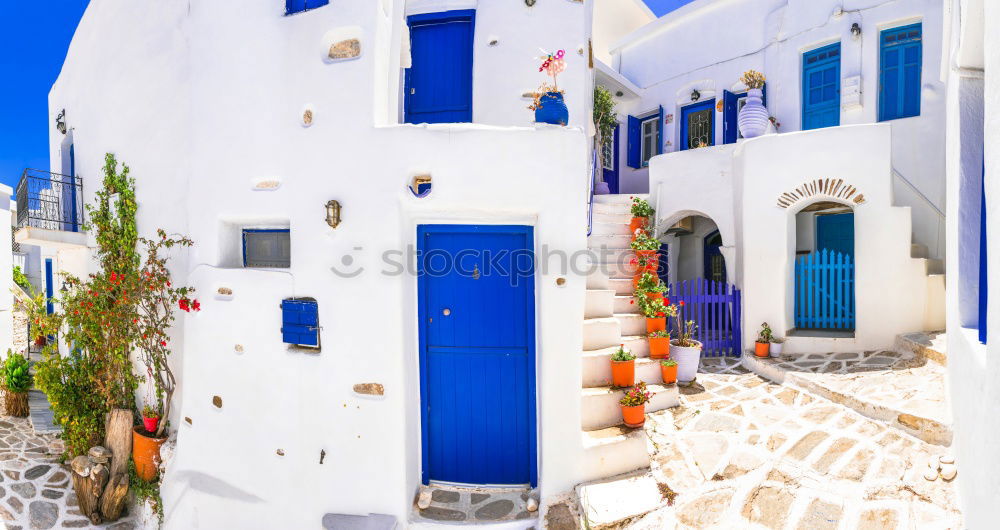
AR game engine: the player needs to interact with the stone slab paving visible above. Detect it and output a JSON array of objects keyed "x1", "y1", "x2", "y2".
[
  {"x1": 743, "y1": 349, "x2": 952, "y2": 445},
  {"x1": 412, "y1": 485, "x2": 537, "y2": 526},
  {"x1": 0, "y1": 417, "x2": 136, "y2": 530},
  {"x1": 628, "y1": 357, "x2": 962, "y2": 529}
]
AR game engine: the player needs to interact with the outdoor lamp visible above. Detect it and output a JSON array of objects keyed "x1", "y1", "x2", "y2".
[
  {"x1": 691, "y1": 89, "x2": 701, "y2": 102},
  {"x1": 851, "y1": 23, "x2": 861, "y2": 38},
  {"x1": 325, "y1": 200, "x2": 342, "y2": 229},
  {"x1": 56, "y1": 110, "x2": 67, "y2": 135}
]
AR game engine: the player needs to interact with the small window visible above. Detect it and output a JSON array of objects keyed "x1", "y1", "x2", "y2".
[
  {"x1": 640, "y1": 115, "x2": 660, "y2": 166},
  {"x1": 281, "y1": 299, "x2": 320, "y2": 348},
  {"x1": 243, "y1": 229, "x2": 290, "y2": 268},
  {"x1": 879, "y1": 23, "x2": 922, "y2": 121},
  {"x1": 285, "y1": 0, "x2": 328, "y2": 15}
]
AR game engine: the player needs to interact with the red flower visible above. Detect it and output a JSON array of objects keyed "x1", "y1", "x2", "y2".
[
  {"x1": 664, "y1": 298, "x2": 671, "y2": 305},
  {"x1": 679, "y1": 301, "x2": 686, "y2": 307},
  {"x1": 160, "y1": 340, "x2": 167, "y2": 347},
  {"x1": 191, "y1": 299, "x2": 201, "y2": 312},
  {"x1": 133, "y1": 319, "x2": 139, "y2": 324},
  {"x1": 656, "y1": 312, "x2": 665, "y2": 317},
  {"x1": 178, "y1": 299, "x2": 190, "y2": 312},
  {"x1": 629, "y1": 300, "x2": 634, "y2": 305}
]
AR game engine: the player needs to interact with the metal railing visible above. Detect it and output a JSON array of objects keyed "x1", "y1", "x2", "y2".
[{"x1": 15, "y1": 169, "x2": 84, "y2": 232}]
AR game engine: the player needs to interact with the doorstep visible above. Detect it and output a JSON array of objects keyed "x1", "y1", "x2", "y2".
[{"x1": 411, "y1": 484, "x2": 538, "y2": 528}]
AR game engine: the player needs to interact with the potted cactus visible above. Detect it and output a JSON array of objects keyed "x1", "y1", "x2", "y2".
[
  {"x1": 648, "y1": 330, "x2": 671, "y2": 360},
  {"x1": 660, "y1": 359, "x2": 678, "y2": 385},
  {"x1": 755, "y1": 323, "x2": 773, "y2": 357},
  {"x1": 619, "y1": 382, "x2": 652, "y2": 428},
  {"x1": 610, "y1": 344, "x2": 636, "y2": 388}
]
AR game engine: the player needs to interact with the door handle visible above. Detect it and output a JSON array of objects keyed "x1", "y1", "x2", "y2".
[{"x1": 442, "y1": 308, "x2": 451, "y2": 316}]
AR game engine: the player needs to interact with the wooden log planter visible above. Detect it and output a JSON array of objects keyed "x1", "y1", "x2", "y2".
[{"x1": 70, "y1": 408, "x2": 134, "y2": 525}]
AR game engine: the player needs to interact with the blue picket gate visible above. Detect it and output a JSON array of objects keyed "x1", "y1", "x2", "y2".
[
  {"x1": 795, "y1": 249, "x2": 855, "y2": 330},
  {"x1": 668, "y1": 279, "x2": 742, "y2": 357}
]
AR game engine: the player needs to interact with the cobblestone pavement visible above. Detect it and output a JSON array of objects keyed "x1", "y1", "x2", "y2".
[
  {"x1": 0, "y1": 417, "x2": 135, "y2": 530},
  {"x1": 631, "y1": 357, "x2": 962, "y2": 529}
]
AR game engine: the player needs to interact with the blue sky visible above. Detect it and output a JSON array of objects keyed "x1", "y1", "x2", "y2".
[
  {"x1": 0, "y1": 1, "x2": 686, "y2": 189},
  {"x1": 0, "y1": 2, "x2": 89, "y2": 188}
]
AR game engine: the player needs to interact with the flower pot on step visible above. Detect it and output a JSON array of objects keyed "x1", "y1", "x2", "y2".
[
  {"x1": 621, "y1": 404, "x2": 646, "y2": 428},
  {"x1": 769, "y1": 342, "x2": 783, "y2": 357},
  {"x1": 671, "y1": 340, "x2": 702, "y2": 383},
  {"x1": 629, "y1": 217, "x2": 647, "y2": 233},
  {"x1": 660, "y1": 362, "x2": 678, "y2": 385},
  {"x1": 754, "y1": 341, "x2": 770, "y2": 357},
  {"x1": 644, "y1": 292, "x2": 664, "y2": 303},
  {"x1": 648, "y1": 337, "x2": 670, "y2": 359},
  {"x1": 610, "y1": 359, "x2": 635, "y2": 387},
  {"x1": 133, "y1": 426, "x2": 167, "y2": 482},
  {"x1": 646, "y1": 317, "x2": 666, "y2": 334},
  {"x1": 534, "y1": 92, "x2": 569, "y2": 126}
]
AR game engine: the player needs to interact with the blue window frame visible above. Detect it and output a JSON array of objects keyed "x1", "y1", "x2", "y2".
[
  {"x1": 680, "y1": 99, "x2": 715, "y2": 151},
  {"x1": 802, "y1": 43, "x2": 841, "y2": 130},
  {"x1": 879, "y1": 23, "x2": 922, "y2": 121},
  {"x1": 281, "y1": 299, "x2": 320, "y2": 347},
  {"x1": 242, "y1": 229, "x2": 291, "y2": 268},
  {"x1": 285, "y1": 0, "x2": 328, "y2": 15},
  {"x1": 626, "y1": 108, "x2": 663, "y2": 168}
]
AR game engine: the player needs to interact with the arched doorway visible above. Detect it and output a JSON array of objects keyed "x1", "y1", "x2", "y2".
[
  {"x1": 793, "y1": 201, "x2": 855, "y2": 331},
  {"x1": 703, "y1": 230, "x2": 726, "y2": 283}
]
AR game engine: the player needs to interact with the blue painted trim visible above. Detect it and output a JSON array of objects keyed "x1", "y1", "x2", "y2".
[
  {"x1": 602, "y1": 124, "x2": 620, "y2": 193},
  {"x1": 407, "y1": 8, "x2": 476, "y2": 25},
  {"x1": 417, "y1": 224, "x2": 538, "y2": 488},
  {"x1": 69, "y1": 144, "x2": 78, "y2": 232},
  {"x1": 802, "y1": 43, "x2": 841, "y2": 130},
  {"x1": 285, "y1": 0, "x2": 329, "y2": 16},
  {"x1": 45, "y1": 259, "x2": 54, "y2": 315},
  {"x1": 980, "y1": 159, "x2": 988, "y2": 343},
  {"x1": 626, "y1": 115, "x2": 641, "y2": 168},
  {"x1": 242, "y1": 229, "x2": 290, "y2": 268},
  {"x1": 679, "y1": 99, "x2": 715, "y2": 151},
  {"x1": 639, "y1": 113, "x2": 660, "y2": 165}
]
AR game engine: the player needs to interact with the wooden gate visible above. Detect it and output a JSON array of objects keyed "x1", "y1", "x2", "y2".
[
  {"x1": 794, "y1": 249, "x2": 855, "y2": 330},
  {"x1": 668, "y1": 279, "x2": 742, "y2": 357}
]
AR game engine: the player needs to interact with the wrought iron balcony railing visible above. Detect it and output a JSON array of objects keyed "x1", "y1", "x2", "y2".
[{"x1": 15, "y1": 168, "x2": 84, "y2": 232}]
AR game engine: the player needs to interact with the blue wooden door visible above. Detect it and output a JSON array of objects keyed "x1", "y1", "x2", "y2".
[
  {"x1": 703, "y1": 231, "x2": 726, "y2": 283},
  {"x1": 680, "y1": 100, "x2": 715, "y2": 150},
  {"x1": 405, "y1": 10, "x2": 475, "y2": 124},
  {"x1": 816, "y1": 213, "x2": 854, "y2": 256},
  {"x1": 879, "y1": 24, "x2": 922, "y2": 121},
  {"x1": 418, "y1": 225, "x2": 536, "y2": 486},
  {"x1": 602, "y1": 125, "x2": 620, "y2": 194},
  {"x1": 802, "y1": 43, "x2": 841, "y2": 130}
]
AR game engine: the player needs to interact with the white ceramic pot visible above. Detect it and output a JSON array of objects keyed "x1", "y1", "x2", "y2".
[
  {"x1": 769, "y1": 341, "x2": 783, "y2": 357},
  {"x1": 671, "y1": 340, "x2": 703, "y2": 383},
  {"x1": 738, "y1": 88, "x2": 769, "y2": 139}
]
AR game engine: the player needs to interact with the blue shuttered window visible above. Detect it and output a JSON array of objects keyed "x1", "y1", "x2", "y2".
[
  {"x1": 243, "y1": 229, "x2": 291, "y2": 268},
  {"x1": 802, "y1": 43, "x2": 841, "y2": 130},
  {"x1": 285, "y1": 0, "x2": 328, "y2": 15},
  {"x1": 282, "y1": 299, "x2": 320, "y2": 347},
  {"x1": 627, "y1": 113, "x2": 662, "y2": 168},
  {"x1": 879, "y1": 23, "x2": 922, "y2": 121},
  {"x1": 627, "y1": 115, "x2": 641, "y2": 168}
]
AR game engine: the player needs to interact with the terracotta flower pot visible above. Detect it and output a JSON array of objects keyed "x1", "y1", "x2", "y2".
[
  {"x1": 143, "y1": 416, "x2": 160, "y2": 433},
  {"x1": 629, "y1": 217, "x2": 647, "y2": 233},
  {"x1": 644, "y1": 292, "x2": 664, "y2": 302},
  {"x1": 633, "y1": 275, "x2": 642, "y2": 289},
  {"x1": 621, "y1": 404, "x2": 646, "y2": 428},
  {"x1": 635, "y1": 249, "x2": 657, "y2": 261},
  {"x1": 754, "y1": 342, "x2": 770, "y2": 357},
  {"x1": 648, "y1": 337, "x2": 670, "y2": 359},
  {"x1": 661, "y1": 363, "x2": 678, "y2": 385},
  {"x1": 133, "y1": 426, "x2": 167, "y2": 482},
  {"x1": 646, "y1": 317, "x2": 666, "y2": 334},
  {"x1": 611, "y1": 359, "x2": 635, "y2": 388}
]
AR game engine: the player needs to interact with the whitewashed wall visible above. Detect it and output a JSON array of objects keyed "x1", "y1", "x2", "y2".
[
  {"x1": 609, "y1": 0, "x2": 947, "y2": 260},
  {"x1": 50, "y1": 0, "x2": 593, "y2": 527},
  {"x1": 0, "y1": 187, "x2": 13, "y2": 356},
  {"x1": 592, "y1": 0, "x2": 655, "y2": 65}
]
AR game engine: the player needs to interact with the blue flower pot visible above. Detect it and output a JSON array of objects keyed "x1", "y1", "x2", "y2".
[{"x1": 534, "y1": 91, "x2": 568, "y2": 126}]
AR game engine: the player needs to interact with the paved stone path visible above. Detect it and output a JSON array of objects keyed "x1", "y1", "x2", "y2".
[
  {"x1": 629, "y1": 357, "x2": 962, "y2": 529},
  {"x1": 413, "y1": 485, "x2": 537, "y2": 526},
  {"x1": 0, "y1": 417, "x2": 136, "y2": 530}
]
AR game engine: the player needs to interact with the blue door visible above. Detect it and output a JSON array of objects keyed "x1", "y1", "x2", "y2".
[
  {"x1": 602, "y1": 125, "x2": 620, "y2": 194},
  {"x1": 418, "y1": 225, "x2": 536, "y2": 486},
  {"x1": 45, "y1": 259, "x2": 54, "y2": 314},
  {"x1": 680, "y1": 100, "x2": 715, "y2": 150},
  {"x1": 703, "y1": 231, "x2": 726, "y2": 283},
  {"x1": 802, "y1": 43, "x2": 841, "y2": 130},
  {"x1": 405, "y1": 10, "x2": 475, "y2": 124},
  {"x1": 879, "y1": 24, "x2": 922, "y2": 121},
  {"x1": 816, "y1": 213, "x2": 854, "y2": 256}
]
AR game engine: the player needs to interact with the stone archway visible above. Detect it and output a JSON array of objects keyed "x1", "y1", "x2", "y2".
[{"x1": 777, "y1": 178, "x2": 868, "y2": 209}]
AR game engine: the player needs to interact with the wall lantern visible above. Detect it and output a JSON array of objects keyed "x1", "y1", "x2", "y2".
[
  {"x1": 55, "y1": 109, "x2": 67, "y2": 135},
  {"x1": 690, "y1": 89, "x2": 701, "y2": 102},
  {"x1": 525, "y1": 0, "x2": 536, "y2": 6},
  {"x1": 325, "y1": 200, "x2": 342, "y2": 229},
  {"x1": 850, "y1": 23, "x2": 861, "y2": 38}
]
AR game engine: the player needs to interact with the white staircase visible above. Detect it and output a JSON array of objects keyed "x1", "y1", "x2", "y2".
[
  {"x1": 580, "y1": 195, "x2": 679, "y2": 484},
  {"x1": 910, "y1": 243, "x2": 946, "y2": 330}
]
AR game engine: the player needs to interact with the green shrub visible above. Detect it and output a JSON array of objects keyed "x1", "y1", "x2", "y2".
[
  {"x1": 12, "y1": 266, "x2": 30, "y2": 291},
  {"x1": 3, "y1": 350, "x2": 32, "y2": 393}
]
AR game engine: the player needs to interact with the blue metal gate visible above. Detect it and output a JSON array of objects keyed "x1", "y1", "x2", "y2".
[
  {"x1": 795, "y1": 249, "x2": 855, "y2": 330},
  {"x1": 668, "y1": 279, "x2": 742, "y2": 357},
  {"x1": 418, "y1": 225, "x2": 537, "y2": 487}
]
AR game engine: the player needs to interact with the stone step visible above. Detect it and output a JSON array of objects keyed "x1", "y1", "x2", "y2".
[
  {"x1": 593, "y1": 211, "x2": 631, "y2": 225},
  {"x1": 895, "y1": 331, "x2": 947, "y2": 366},
  {"x1": 586, "y1": 268, "x2": 611, "y2": 290},
  {"x1": 582, "y1": 354, "x2": 662, "y2": 388},
  {"x1": 609, "y1": 278, "x2": 634, "y2": 296},
  {"x1": 580, "y1": 427, "x2": 650, "y2": 485},
  {"x1": 575, "y1": 470, "x2": 664, "y2": 529},
  {"x1": 585, "y1": 289, "x2": 615, "y2": 319},
  {"x1": 410, "y1": 485, "x2": 537, "y2": 528},
  {"x1": 593, "y1": 203, "x2": 631, "y2": 217},
  {"x1": 588, "y1": 235, "x2": 632, "y2": 250},
  {"x1": 591, "y1": 222, "x2": 632, "y2": 237},
  {"x1": 924, "y1": 258, "x2": 945, "y2": 275},
  {"x1": 614, "y1": 313, "x2": 646, "y2": 337},
  {"x1": 581, "y1": 384, "x2": 678, "y2": 431},
  {"x1": 614, "y1": 295, "x2": 640, "y2": 314},
  {"x1": 589, "y1": 247, "x2": 636, "y2": 265},
  {"x1": 911, "y1": 243, "x2": 929, "y2": 259},
  {"x1": 585, "y1": 335, "x2": 649, "y2": 358},
  {"x1": 593, "y1": 194, "x2": 646, "y2": 205},
  {"x1": 583, "y1": 317, "x2": 622, "y2": 351}
]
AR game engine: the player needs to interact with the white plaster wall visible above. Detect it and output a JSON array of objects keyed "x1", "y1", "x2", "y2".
[
  {"x1": 611, "y1": 0, "x2": 947, "y2": 259},
  {"x1": 592, "y1": 0, "x2": 655, "y2": 65},
  {"x1": 0, "y1": 187, "x2": 12, "y2": 354},
  {"x1": 50, "y1": 0, "x2": 592, "y2": 527}
]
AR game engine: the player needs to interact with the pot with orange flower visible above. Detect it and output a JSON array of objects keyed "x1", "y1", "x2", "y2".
[
  {"x1": 648, "y1": 330, "x2": 671, "y2": 360},
  {"x1": 671, "y1": 301, "x2": 703, "y2": 383},
  {"x1": 660, "y1": 359, "x2": 678, "y2": 385},
  {"x1": 619, "y1": 382, "x2": 652, "y2": 428},
  {"x1": 630, "y1": 230, "x2": 661, "y2": 267},
  {"x1": 629, "y1": 197, "x2": 654, "y2": 233},
  {"x1": 609, "y1": 344, "x2": 635, "y2": 388}
]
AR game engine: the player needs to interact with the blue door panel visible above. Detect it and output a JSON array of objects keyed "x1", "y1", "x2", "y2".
[
  {"x1": 816, "y1": 213, "x2": 854, "y2": 256},
  {"x1": 405, "y1": 10, "x2": 475, "y2": 124},
  {"x1": 802, "y1": 43, "x2": 841, "y2": 130},
  {"x1": 680, "y1": 99, "x2": 715, "y2": 151},
  {"x1": 45, "y1": 259, "x2": 54, "y2": 315},
  {"x1": 602, "y1": 125, "x2": 620, "y2": 194},
  {"x1": 418, "y1": 225, "x2": 536, "y2": 486},
  {"x1": 879, "y1": 24, "x2": 922, "y2": 121}
]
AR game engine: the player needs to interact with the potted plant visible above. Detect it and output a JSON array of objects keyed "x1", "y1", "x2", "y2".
[
  {"x1": 530, "y1": 50, "x2": 568, "y2": 125},
  {"x1": 660, "y1": 359, "x2": 678, "y2": 385},
  {"x1": 648, "y1": 330, "x2": 671, "y2": 360},
  {"x1": 619, "y1": 382, "x2": 652, "y2": 428},
  {"x1": 2, "y1": 350, "x2": 31, "y2": 417},
  {"x1": 630, "y1": 230, "x2": 661, "y2": 261},
  {"x1": 141, "y1": 404, "x2": 161, "y2": 434},
  {"x1": 770, "y1": 336, "x2": 785, "y2": 357},
  {"x1": 610, "y1": 344, "x2": 636, "y2": 388},
  {"x1": 634, "y1": 273, "x2": 666, "y2": 303},
  {"x1": 640, "y1": 296, "x2": 677, "y2": 334},
  {"x1": 738, "y1": 69, "x2": 769, "y2": 139},
  {"x1": 629, "y1": 197, "x2": 654, "y2": 233},
  {"x1": 633, "y1": 269, "x2": 658, "y2": 290},
  {"x1": 755, "y1": 322, "x2": 773, "y2": 357},
  {"x1": 671, "y1": 302, "x2": 702, "y2": 383}
]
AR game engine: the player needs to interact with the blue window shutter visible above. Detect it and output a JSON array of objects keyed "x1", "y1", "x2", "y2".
[
  {"x1": 761, "y1": 82, "x2": 768, "y2": 107},
  {"x1": 286, "y1": 0, "x2": 306, "y2": 14},
  {"x1": 282, "y1": 299, "x2": 319, "y2": 347},
  {"x1": 627, "y1": 115, "x2": 641, "y2": 169},
  {"x1": 723, "y1": 90, "x2": 738, "y2": 144},
  {"x1": 657, "y1": 105, "x2": 664, "y2": 155},
  {"x1": 879, "y1": 24, "x2": 922, "y2": 121},
  {"x1": 802, "y1": 43, "x2": 841, "y2": 130}
]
